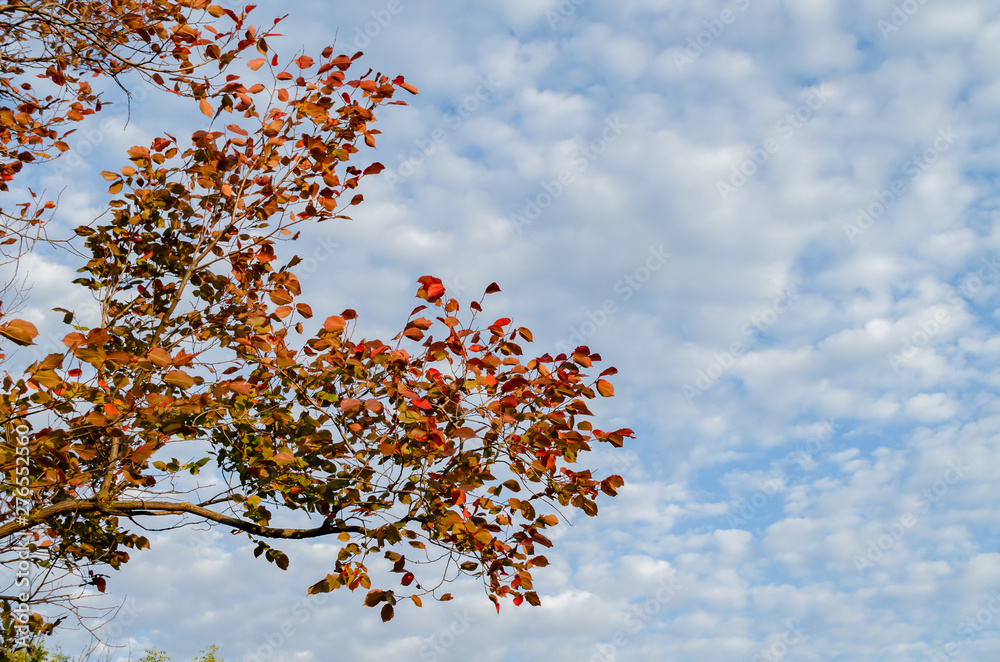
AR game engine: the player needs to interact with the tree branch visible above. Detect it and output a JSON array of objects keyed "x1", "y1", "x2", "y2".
[{"x1": 0, "y1": 498, "x2": 363, "y2": 540}]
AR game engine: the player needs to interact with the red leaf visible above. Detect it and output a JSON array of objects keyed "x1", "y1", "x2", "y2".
[
  {"x1": 416, "y1": 276, "x2": 445, "y2": 302},
  {"x1": 485, "y1": 282, "x2": 501, "y2": 294},
  {"x1": 294, "y1": 55, "x2": 314, "y2": 69}
]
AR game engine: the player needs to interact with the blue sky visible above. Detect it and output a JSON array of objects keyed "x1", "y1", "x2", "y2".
[{"x1": 8, "y1": 0, "x2": 1000, "y2": 660}]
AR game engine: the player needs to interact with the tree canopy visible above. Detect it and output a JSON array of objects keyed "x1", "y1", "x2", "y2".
[{"x1": 0, "y1": 1, "x2": 632, "y2": 655}]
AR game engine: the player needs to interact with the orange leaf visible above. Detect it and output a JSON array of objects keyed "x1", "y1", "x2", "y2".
[
  {"x1": 596, "y1": 379, "x2": 614, "y2": 397},
  {"x1": 324, "y1": 316, "x2": 346, "y2": 333},
  {"x1": 340, "y1": 398, "x2": 362, "y2": 412},
  {"x1": 0, "y1": 319, "x2": 38, "y2": 346},
  {"x1": 247, "y1": 57, "x2": 266, "y2": 70},
  {"x1": 199, "y1": 98, "x2": 213, "y2": 117}
]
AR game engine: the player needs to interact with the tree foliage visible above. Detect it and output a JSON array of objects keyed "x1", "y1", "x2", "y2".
[{"x1": 0, "y1": 0, "x2": 632, "y2": 653}]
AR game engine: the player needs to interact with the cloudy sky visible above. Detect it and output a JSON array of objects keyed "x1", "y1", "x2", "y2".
[{"x1": 11, "y1": 0, "x2": 1000, "y2": 660}]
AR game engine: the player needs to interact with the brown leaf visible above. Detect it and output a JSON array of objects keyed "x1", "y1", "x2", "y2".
[
  {"x1": 163, "y1": 371, "x2": 195, "y2": 390},
  {"x1": 147, "y1": 347, "x2": 171, "y2": 368},
  {"x1": 269, "y1": 289, "x2": 293, "y2": 305}
]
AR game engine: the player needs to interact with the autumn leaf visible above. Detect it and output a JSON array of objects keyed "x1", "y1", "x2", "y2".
[
  {"x1": 596, "y1": 379, "x2": 614, "y2": 397},
  {"x1": 324, "y1": 315, "x2": 346, "y2": 332},
  {"x1": 0, "y1": 319, "x2": 38, "y2": 346},
  {"x1": 199, "y1": 98, "x2": 213, "y2": 117},
  {"x1": 163, "y1": 370, "x2": 195, "y2": 389}
]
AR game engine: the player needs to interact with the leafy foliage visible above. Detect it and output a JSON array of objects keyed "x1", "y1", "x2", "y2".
[{"x1": 0, "y1": 0, "x2": 632, "y2": 652}]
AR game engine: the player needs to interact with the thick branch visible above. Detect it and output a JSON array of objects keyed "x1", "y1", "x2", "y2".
[{"x1": 0, "y1": 498, "x2": 362, "y2": 540}]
